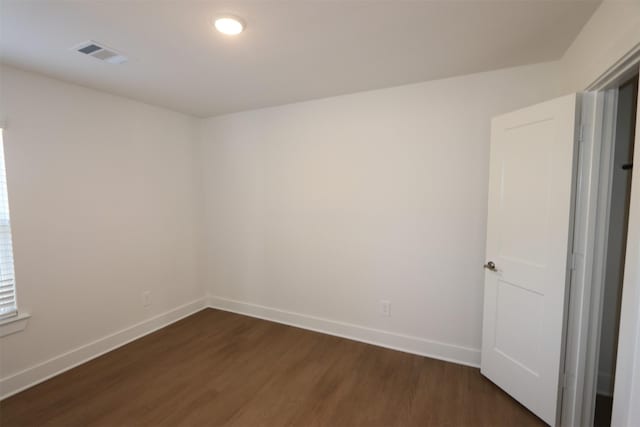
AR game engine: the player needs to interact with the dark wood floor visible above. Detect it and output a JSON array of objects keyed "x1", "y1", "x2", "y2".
[{"x1": 0, "y1": 309, "x2": 544, "y2": 427}]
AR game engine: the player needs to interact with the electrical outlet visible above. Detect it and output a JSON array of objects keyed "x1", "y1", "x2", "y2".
[
  {"x1": 142, "y1": 291, "x2": 151, "y2": 307},
  {"x1": 380, "y1": 300, "x2": 391, "y2": 317}
]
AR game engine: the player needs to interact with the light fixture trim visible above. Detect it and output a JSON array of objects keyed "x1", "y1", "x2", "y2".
[{"x1": 214, "y1": 15, "x2": 245, "y2": 36}]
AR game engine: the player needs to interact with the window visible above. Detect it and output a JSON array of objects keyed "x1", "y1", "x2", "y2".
[{"x1": 0, "y1": 129, "x2": 17, "y2": 319}]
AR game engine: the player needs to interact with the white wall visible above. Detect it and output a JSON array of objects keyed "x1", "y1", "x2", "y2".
[
  {"x1": 559, "y1": 2, "x2": 640, "y2": 424},
  {"x1": 0, "y1": 0, "x2": 637, "y2": 407},
  {"x1": 198, "y1": 62, "x2": 563, "y2": 365},
  {"x1": 561, "y1": 0, "x2": 640, "y2": 422},
  {"x1": 561, "y1": 0, "x2": 640, "y2": 92},
  {"x1": 0, "y1": 65, "x2": 204, "y2": 397}
]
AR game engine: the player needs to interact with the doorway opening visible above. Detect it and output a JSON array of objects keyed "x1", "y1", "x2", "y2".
[
  {"x1": 562, "y1": 61, "x2": 640, "y2": 427},
  {"x1": 592, "y1": 74, "x2": 638, "y2": 427}
]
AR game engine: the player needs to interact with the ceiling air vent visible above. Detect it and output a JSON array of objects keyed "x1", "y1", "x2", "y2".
[{"x1": 72, "y1": 41, "x2": 127, "y2": 64}]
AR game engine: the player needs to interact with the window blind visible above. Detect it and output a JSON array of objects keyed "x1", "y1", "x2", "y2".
[{"x1": 0, "y1": 130, "x2": 17, "y2": 319}]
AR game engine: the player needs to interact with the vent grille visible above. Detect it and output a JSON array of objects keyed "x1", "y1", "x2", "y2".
[{"x1": 73, "y1": 41, "x2": 127, "y2": 64}]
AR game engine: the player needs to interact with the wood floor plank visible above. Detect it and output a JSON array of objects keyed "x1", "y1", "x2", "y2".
[{"x1": 0, "y1": 309, "x2": 545, "y2": 426}]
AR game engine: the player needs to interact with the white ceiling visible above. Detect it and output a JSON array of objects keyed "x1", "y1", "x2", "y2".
[{"x1": 0, "y1": 1, "x2": 599, "y2": 117}]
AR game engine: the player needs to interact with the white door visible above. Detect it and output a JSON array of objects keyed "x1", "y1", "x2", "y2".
[{"x1": 481, "y1": 94, "x2": 580, "y2": 426}]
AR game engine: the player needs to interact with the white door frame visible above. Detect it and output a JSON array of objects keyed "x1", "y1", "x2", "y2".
[{"x1": 562, "y1": 45, "x2": 640, "y2": 427}]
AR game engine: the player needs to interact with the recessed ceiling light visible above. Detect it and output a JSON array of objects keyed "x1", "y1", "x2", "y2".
[{"x1": 214, "y1": 16, "x2": 245, "y2": 36}]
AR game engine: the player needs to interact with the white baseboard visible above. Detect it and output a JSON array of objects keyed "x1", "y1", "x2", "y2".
[
  {"x1": 0, "y1": 298, "x2": 207, "y2": 400},
  {"x1": 207, "y1": 295, "x2": 481, "y2": 368},
  {"x1": 1, "y1": 295, "x2": 481, "y2": 400}
]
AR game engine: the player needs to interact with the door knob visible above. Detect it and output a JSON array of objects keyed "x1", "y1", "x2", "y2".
[{"x1": 484, "y1": 261, "x2": 497, "y2": 272}]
